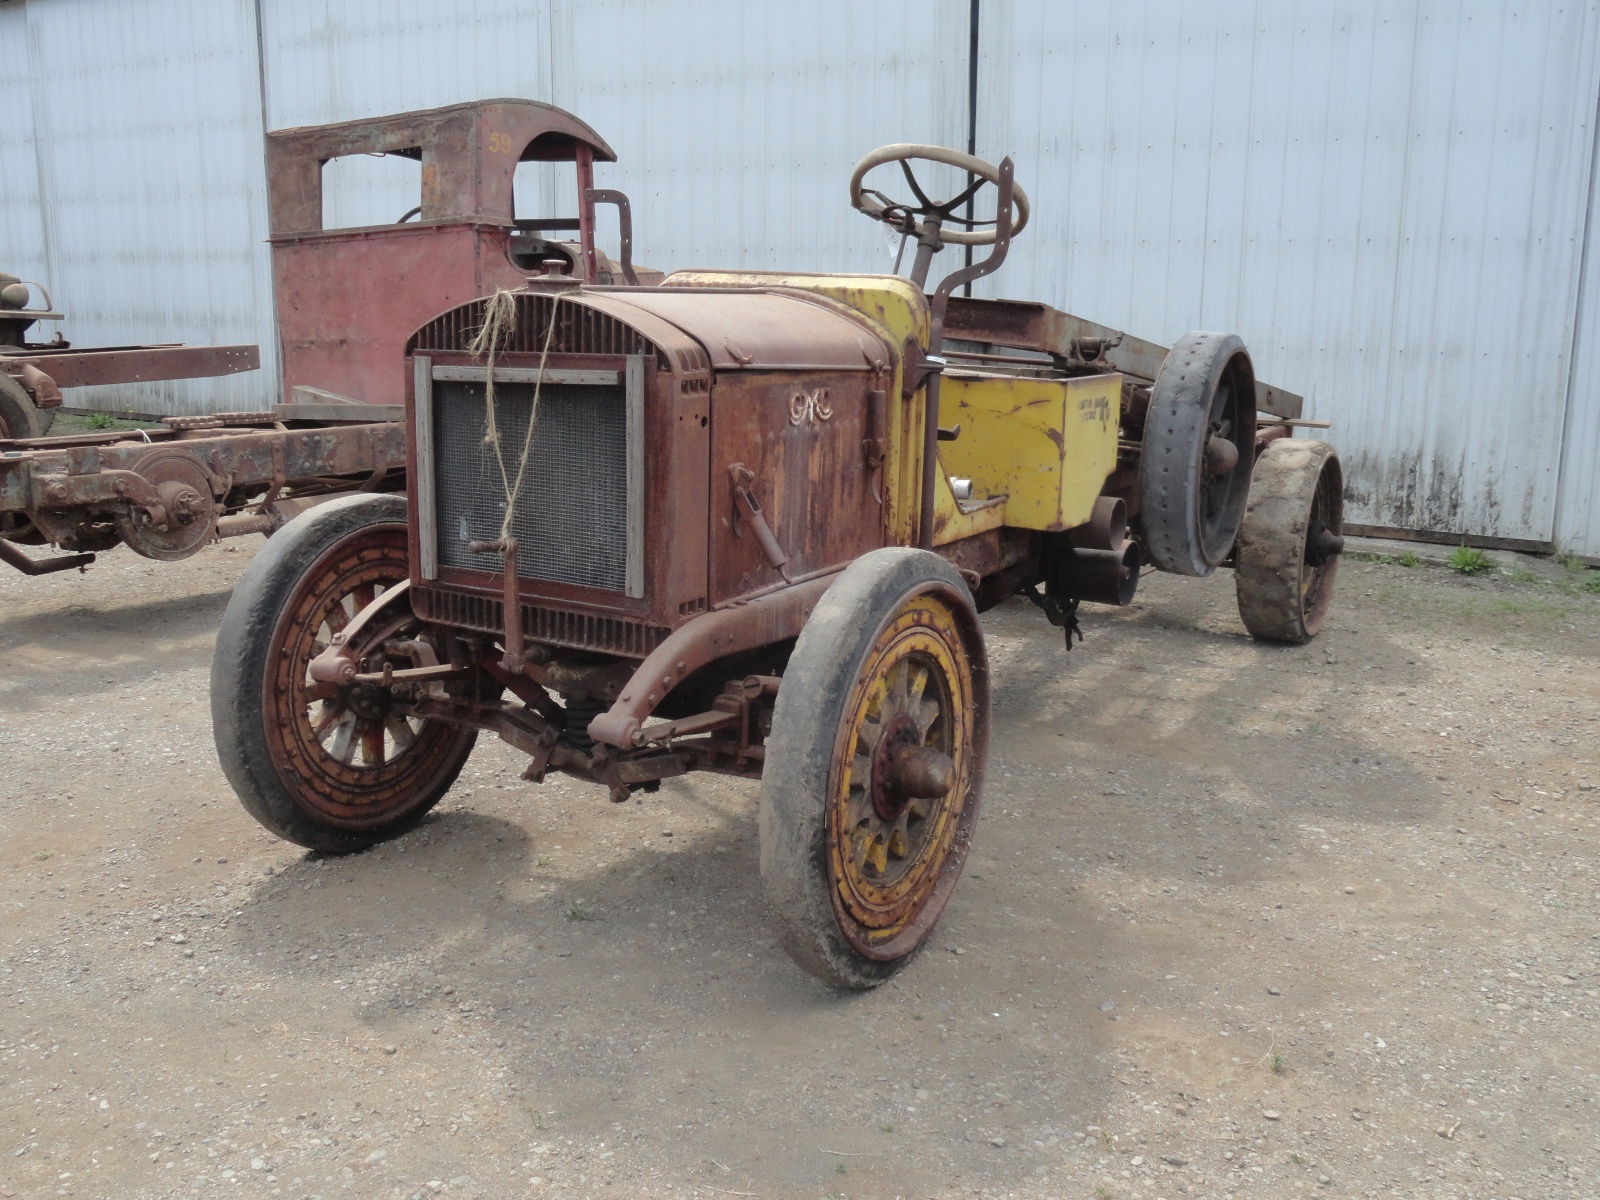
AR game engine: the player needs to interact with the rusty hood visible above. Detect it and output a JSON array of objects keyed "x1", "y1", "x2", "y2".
[{"x1": 579, "y1": 289, "x2": 890, "y2": 372}]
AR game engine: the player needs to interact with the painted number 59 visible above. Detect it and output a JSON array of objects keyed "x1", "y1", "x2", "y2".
[{"x1": 487, "y1": 131, "x2": 514, "y2": 155}]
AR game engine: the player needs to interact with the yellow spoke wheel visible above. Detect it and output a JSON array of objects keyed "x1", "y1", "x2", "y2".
[{"x1": 761, "y1": 548, "x2": 989, "y2": 989}]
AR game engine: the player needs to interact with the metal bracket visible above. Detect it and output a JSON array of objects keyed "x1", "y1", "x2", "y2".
[
  {"x1": 467, "y1": 537, "x2": 526, "y2": 674},
  {"x1": 728, "y1": 463, "x2": 791, "y2": 581},
  {"x1": 583, "y1": 188, "x2": 641, "y2": 286}
]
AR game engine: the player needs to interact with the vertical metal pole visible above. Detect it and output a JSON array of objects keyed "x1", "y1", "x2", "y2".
[
  {"x1": 576, "y1": 143, "x2": 597, "y2": 284},
  {"x1": 961, "y1": 0, "x2": 980, "y2": 298}
]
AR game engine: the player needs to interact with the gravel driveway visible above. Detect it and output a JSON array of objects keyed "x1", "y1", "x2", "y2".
[{"x1": 2, "y1": 539, "x2": 1597, "y2": 1200}]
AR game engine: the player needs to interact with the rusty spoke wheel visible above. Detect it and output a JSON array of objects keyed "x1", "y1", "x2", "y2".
[
  {"x1": 212, "y1": 495, "x2": 480, "y2": 852},
  {"x1": 1235, "y1": 439, "x2": 1344, "y2": 644},
  {"x1": 761, "y1": 548, "x2": 989, "y2": 989}
]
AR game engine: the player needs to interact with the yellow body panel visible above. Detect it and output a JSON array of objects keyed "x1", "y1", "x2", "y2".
[
  {"x1": 930, "y1": 468, "x2": 1007, "y2": 546},
  {"x1": 664, "y1": 270, "x2": 929, "y2": 544},
  {"x1": 939, "y1": 369, "x2": 1121, "y2": 533},
  {"x1": 663, "y1": 271, "x2": 1121, "y2": 546}
]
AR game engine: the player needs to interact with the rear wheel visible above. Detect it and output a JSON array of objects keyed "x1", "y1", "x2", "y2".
[
  {"x1": 761, "y1": 548, "x2": 989, "y2": 989},
  {"x1": 211, "y1": 494, "x2": 480, "y2": 852},
  {"x1": 1235, "y1": 439, "x2": 1343, "y2": 643},
  {"x1": 1140, "y1": 331, "x2": 1257, "y2": 576}
]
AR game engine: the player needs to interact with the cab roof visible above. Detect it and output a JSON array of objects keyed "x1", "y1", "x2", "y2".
[{"x1": 266, "y1": 99, "x2": 616, "y2": 236}]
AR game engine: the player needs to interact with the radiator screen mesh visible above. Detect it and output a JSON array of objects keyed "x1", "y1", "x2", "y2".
[{"x1": 433, "y1": 380, "x2": 627, "y2": 591}]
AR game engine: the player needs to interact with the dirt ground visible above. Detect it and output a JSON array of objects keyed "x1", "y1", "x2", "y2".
[{"x1": 2, "y1": 539, "x2": 1598, "y2": 1200}]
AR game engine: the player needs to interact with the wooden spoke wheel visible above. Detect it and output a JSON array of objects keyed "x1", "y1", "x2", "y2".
[
  {"x1": 1235, "y1": 438, "x2": 1344, "y2": 644},
  {"x1": 211, "y1": 495, "x2": 479, "y2": 852},
  {"x1": 762, "y1": 548, "x2": 989, "y2": 989}
]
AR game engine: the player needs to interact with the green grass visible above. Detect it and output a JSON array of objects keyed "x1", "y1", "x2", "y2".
[
  {"x1": 1398, "y1": 550, "x2": 1423, "y2": 568},
  {"x1": 50, "y1": 410, "x2": 163, "y2": 434},
  {"x1": 1508, "y1": 568, "x2": 1542, "y2": 584},
  {"x1": 1270, "y1": 1052, "x2": 1287, "y2": 1074},
  {"x1": 1448, "y1": 544, "x2": 1493, "y2": 576}
]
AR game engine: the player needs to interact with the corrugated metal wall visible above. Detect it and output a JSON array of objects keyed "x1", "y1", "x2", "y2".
[
  {"x1": 3, "y1": 0, "x2": 1598, "y2": 554},
  {"x1": 1558, "y1": 88, "x2": 1600, "y2": 560},
  {"x1": 0, "y1": 2, "x2": 48, "y2": 290},
  {"x1": 10, "y1": 0, "x2": 278, "y2": 413},
  {"x1": 976, "y1": 2, "x2": 1600, "y2": 549},
  {"x1": 256, "y1": 0, "x2": 969, "y2": 276}
]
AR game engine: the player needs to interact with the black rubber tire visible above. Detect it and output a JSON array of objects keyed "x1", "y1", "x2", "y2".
[
  {"x1": 211, "y1": 493, "x2": 478, "y2": 853},
  {"x1": 760, "y1": 547, "x2": 990, "y2": 989},
  {"x1": 1139, "y1": 331, "x2": 1257, "y2": 576},
  {"x1": 0, "y1": 375, "x2": 44, "y2": 441},
  {"x1": 1235, "y1": 439, "x2": 1343, "y2": 644}
]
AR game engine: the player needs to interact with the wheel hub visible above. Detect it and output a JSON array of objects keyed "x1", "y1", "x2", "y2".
[
  {"x1": 343, "y1": 682, "x2": 392, "y2": 723},
  {"x1": 870, "y1": 714, "x2": 955, "y2": 821},
  {"x1": 1305, "y1": 521, "x2": 1344, "y2": 566}
]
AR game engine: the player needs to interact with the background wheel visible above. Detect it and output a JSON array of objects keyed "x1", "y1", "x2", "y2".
[
  {"x1": 1235, "y1": 439, "x2": 1343, "y2": 643},
  {"x1": 760, "y1": 548, "x2": 990, "y2": 989},
  {"x1": 113, "y1": 450, "x2": 217, "y2": 560},
  {"x1": 1140, "y1": 331, "x2": 1257, "y2": 576},
  {"x1": 210, "y1": 494, "x2": 479, "y2": 853},
  {"x1": 0, "y1": 374, "x2": 45, "y2": 441}
]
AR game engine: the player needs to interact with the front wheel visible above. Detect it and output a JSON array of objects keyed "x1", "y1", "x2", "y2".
[
  {"x1": 760, "y1": 548, "x2": 990, "y2": 989},
  {"x1": 210, "y1": 494, "x2": 480, "y2": 853}
]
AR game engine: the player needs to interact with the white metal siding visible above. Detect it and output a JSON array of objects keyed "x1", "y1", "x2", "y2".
[
  {"x1": 1557, "y1": 86, "x2": 1600, "y2": 559},
  {"x1": 257, "y1": 0, "x2": 968, "y2": 278},
  {"x1": 977, "y1": 2, "x2": 1600, "y2": 543},
  {"x1": 3, "y1": 0, "x2": 1598, "y2": 551},
  {"x1": 18, "y1": 0, "x2": 277, "y2": 414},
  {"x1": 0, "y1": 2, "x2": 49, "y2": 298},
  {"x1": 547, "y1": 0, "x2": 970, "y2": 277}
]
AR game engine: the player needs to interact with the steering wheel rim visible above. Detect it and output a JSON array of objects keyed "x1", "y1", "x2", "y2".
[{"x1": 849, "y1": 143, "x2": 1030, "y2": 246}]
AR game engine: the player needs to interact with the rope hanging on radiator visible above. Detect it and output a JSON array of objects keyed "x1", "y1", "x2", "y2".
[{"x1": 467, "y1": 288, "x2": 564, "y2": 542}]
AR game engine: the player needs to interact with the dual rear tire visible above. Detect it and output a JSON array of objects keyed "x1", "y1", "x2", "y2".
[{"x1": 1138, "y1": 332, "x2": 1343, "y2": 643}]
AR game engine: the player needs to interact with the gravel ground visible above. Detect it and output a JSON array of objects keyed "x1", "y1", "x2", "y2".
[{"x1": 2, "y1": 539, "x2": 1598, "y2": 1200}]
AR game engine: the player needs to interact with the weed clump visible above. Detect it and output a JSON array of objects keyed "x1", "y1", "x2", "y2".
[{"x1": 1448, "y1": 544, "x2": 1492, "y2": 576}]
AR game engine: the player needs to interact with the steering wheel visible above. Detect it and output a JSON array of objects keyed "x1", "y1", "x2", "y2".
[{"x1": 849, "y1": 144, "x2": 1029, "y2": 246}]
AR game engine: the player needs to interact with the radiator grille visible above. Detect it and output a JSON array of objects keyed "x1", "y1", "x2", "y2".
[
  {"x1": 412, "y1": 587, "x2": 668, "y2": 658},
  {"x1": 433, "y1": 380, "x2": 627, "y2": 591},
  {"x1": 408, "y1": 293, "x2": 663, "y2": 361}
]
